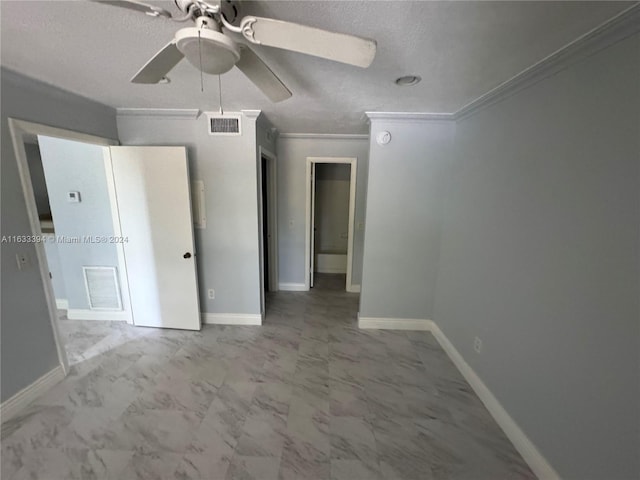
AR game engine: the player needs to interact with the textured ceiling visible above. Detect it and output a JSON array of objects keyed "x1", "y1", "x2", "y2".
[{"x1": 0, "y1": 1, "x2": 633, "y2": 133}]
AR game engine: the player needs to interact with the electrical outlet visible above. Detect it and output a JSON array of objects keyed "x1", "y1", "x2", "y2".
[
  {"x1": 16, "y1": 253, "x2": 30, "y2": 270},
  {"x1": 208, "y1": 289, "x2": 215, "y2": 300},
  {"x1": 474, "y1": 336, "x2": 482, "y2": 354}
]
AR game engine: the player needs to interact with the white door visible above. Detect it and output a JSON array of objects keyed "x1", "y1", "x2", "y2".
[
  {"x1": 110, "y1": 146, "x2": 200, "y2": 330},
  {"x1": 310, "y1": 162, "x2": 316, "y2": 288}
]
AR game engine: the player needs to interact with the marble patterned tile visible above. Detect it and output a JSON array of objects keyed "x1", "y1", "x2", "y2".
[
  {"x1": 128, "y1": 376, "x2": 217, "y2": 418},
  {"x1": 225, "y1": 455, "x2": 281, "y2": 480},
  {"x1": 278, "y1": 432, "x2": 331, "y2": 480},
  {"x1": 174, "y1": 452, "x2": 231, "y2": 480},
  {"x1": 1, "y1": 273, "x2": 535, "y2": 480},
  {"x1": 120, "y1": 409, "x2": 203, "y2": 453},
  {"x1": 118, "y1": 450, "x2": 184, "y2": 480},
  {"x1": 234, "y1": 414, "x2": 287, "y2": 458},
  {"x1": 331, "y1": 458, "x2": 384, "y2": 480},
  {"x1": 329, "y1": 416, "x2": 378, "y2": 470}
]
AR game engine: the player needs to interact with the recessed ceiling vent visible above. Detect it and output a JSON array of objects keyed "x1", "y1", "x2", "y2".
[{"x1": 207, "y1": 113, "x2": 241, "y2": 136}]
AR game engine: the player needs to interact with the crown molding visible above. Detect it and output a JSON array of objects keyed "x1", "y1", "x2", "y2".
[
  {"x1": 116, "y1": 108, "x2": 199, "y2": 119},
  {"x1": 365, "y1": 112, "x2": 455, "y2": 122},
  {"x1": 366, "y1": 4, "x2": 640, "y2": 124},
  {"x1": 454, "y1": 3, "x2": 640, "y2": 120},
  {"x1": 241, "y1": 109, "x2": 262, "y2": 119},
  {"x1": 278, "y1": 133, "x2": 369, "y2": 140}
]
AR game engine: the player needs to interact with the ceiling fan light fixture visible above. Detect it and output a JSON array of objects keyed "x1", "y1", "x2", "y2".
[
  {"x1": 395, "y1": 75, "x2": 421, "y2": 86},
  {"x1": 175, "y1": 27, "x2": 240, "y2": 75}
]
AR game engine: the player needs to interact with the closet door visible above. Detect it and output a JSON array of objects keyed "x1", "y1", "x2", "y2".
[{"x1": 110, "y1": 146, "x2": 200, "y2": 330}]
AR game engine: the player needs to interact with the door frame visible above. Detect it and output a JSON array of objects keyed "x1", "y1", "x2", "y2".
[
  {"x1": 258, "y1": 146, "x2": 279, "y2": 317},
  {"x1": 8, "y1": 118, "x2": 124, "y2": 375},
  {"x1": 304, "y1": 156, "x2": 357, "y2": 292}
]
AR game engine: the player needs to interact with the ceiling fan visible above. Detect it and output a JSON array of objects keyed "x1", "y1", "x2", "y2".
[{"x1": 96, "y1": 0, "x2": 377, "y2": 102}]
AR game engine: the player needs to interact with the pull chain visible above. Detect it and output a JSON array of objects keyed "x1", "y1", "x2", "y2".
[
  {"x1": 198, "y1": 30, "x2": 204, "y2": 93},
  {"x1": 218, "y1": 75, "x2": 223, "y2": 115}
]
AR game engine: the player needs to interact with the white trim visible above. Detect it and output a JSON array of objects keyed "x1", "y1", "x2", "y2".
[
  {"x1": 202, "y1": 313, "x2": 262, "y2": 325},
  {"x1": 8, "y1": 118, "x2": 119, "y2": 376},
  {"x1": 0, "y1": 366, "x2": 65, "y2": 423},
  {"x1": 455, "y1": 3, "x2": 640, "y2": 120},
  {"x1": 358, "y1": 316, "x2": 434, "y2": 330},
  {"x1": 55, "y1": 299, "x2": 69, "y2": 310},
  {"x1": 357, "y1": 316, "x2": 560, "y2": 479},
  {"x1": 116, "y1": 108, "x2": 199, "y2": 119},
  {"x1": 364, "y1": 112, "x2": 454, "y2": 122},
  {"x1": 315, "y1": 266, "x2": 347, "y2": 274},
  {"x1": 67, "y1": 309, "x2": 128, "y2": 321},
  {"x1": 279, "y1": 133, "x2": 369, "y2": 140},
  {"x1": 278, "y1": 282, "x2": 307, "y2": 291},
  {"x1": 241, "y1": 109, "x2": 262, "y2": 120},
  {"x1": 305, "y1": 157, "x2": 357, "y2": 292},
  {"x1": 258, "y1": 146, "x2": 279, "y2": 312},
  {"x1": 430, "y1": 323, "x2": 561, "y2": 480},
  {"x1": 103, "y1": 149, "x2": 134, "y2": 324},
  {"x1": 347, "y1": 284, "x2": 361, "y2": 293}
]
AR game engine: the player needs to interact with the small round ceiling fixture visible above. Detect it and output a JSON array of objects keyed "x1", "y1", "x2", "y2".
[{"x1": 395, "y1": 75, "x2": 421, "y2": 86}]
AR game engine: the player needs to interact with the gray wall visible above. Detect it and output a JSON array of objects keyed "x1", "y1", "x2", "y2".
[
  {"x1": 1, "y1": 68, "x2": 117, "y2": 402},
  {"x1": 434, "y1": 34, "x2": 640, "y2": 479},
  {"x1": 359, "y1": 121, "x2": 455, "y2": 319},
  {"x1": 275, "y1": 136, "x2": 369, "y2": 287},
  {"x1": 38, "y1": 136, "x2": 119, "y2": 310},
  {"x1": 117, "y1": 113, "x2": 262, "y2": 315}
]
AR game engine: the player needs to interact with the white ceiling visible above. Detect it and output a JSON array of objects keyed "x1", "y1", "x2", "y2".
[{"x1": 0, "y1": 1, "x2": 633, "y2": 133}]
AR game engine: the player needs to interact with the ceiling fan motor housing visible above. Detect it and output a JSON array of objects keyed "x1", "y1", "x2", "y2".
[
  {"x1": 175, "y1": 0, "x2": 239, "y2": 23},
  {"x1": 175, "y1": 17, "x2": 240, "y2": 75}
]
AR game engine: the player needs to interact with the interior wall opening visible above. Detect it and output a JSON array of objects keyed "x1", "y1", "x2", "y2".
[{"x1": 312, "y1": 163, "x2": 351, "y2": 290}]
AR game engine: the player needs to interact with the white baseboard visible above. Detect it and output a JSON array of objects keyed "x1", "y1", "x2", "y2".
[
  {"x1": 316, "y1": 267, "x2": 347, "y2": 274},
  {"x1": 55, "y1": 299, "x2": 68, "y2": 310},
  {"x1": 347, "y1": 284, "x2": 361, "y2": 293},
  {"x1": 429, "y1": 323, "x2": 560, "y2": 480},
  {"x1": 278, "y1": 282, "x2": 307, "y2": 291},
  {"x1": 356, "y1": 316, "x2": 558, "y2": 479},
  {"x1": 358, "y1": 315, "x2": 434, "y2": 330},
  {"x1": 202, "y1": 313, "x2": 262, "y2": 326},
  {"x1": 67, "y1": 309, "x2": 128, "y2": 321},
  {"x1": 0, "y1": 365, "x2": 65, "y2": 424}
]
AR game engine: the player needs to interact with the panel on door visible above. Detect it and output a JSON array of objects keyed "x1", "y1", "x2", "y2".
[{"x1": 110, "y1": 146, "x2": 200, "y2": 330}]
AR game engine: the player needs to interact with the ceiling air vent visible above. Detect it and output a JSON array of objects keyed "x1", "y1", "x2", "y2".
[{"x1": 207, "y1": 113, "x2": 241, "y2": 136}]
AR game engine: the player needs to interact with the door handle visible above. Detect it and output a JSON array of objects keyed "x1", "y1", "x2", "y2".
[{"x1": 183, "y1": 252, "x2": 192, "y2": 259}]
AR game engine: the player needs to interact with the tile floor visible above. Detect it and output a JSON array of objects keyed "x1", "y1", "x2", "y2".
[{"x1": 1, "y1": 274, "x2": 535, "y2": 479}]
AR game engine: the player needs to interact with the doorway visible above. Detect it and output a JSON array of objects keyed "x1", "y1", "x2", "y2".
[
  {"x1": 10, "y1": 120, "x2": 202, "y2": 371},
  {"x1": 9, "y1": 120, "x2": 121, "y2": 372},
  {"x1": 305, "y1": 157, "x2": 357, "y2": 292},
  {"x1": 258, "y1": 147, "x2": 279, "y2": 317}
]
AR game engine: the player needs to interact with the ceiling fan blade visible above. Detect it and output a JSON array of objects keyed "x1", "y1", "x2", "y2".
[
  {"x1": 131, "y1": 41, "x2": 184, "y2": 83},
  {"x1": 235, "y1": 46, "x2": 292, "y2": 102},
  {"x1": 240, "y1": 16, "x2": 376, "y2": 68},
  {"x1": 94, "y1": 0, "x2": 172, "y2": 18}
]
